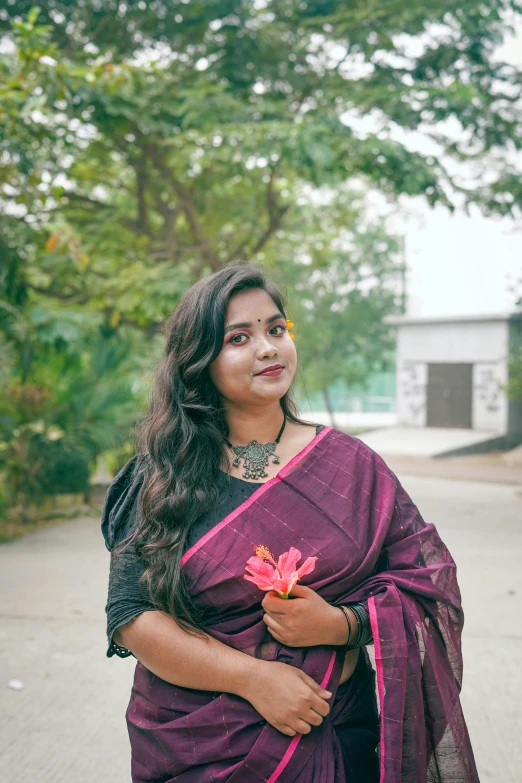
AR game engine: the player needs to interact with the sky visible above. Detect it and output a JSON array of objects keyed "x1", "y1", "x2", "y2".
[
  {"x1": 393, "y1": 26, "x2": 522, "y2": 319},
  {"x1": 395, "y1": 201, "x2": 520, "y2": 318}
]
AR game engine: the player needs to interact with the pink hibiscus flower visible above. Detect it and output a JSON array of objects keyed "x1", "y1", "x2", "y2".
[{"x1": 244, "y1": 545, "x2": 317, "y2": 599}]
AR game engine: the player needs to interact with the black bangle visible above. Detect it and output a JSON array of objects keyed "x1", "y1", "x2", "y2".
[
  {"x1": 350, "y1": 603, "x2": 363, "y2": 648},
  {"x1": 338, "y1": 605, "x2": 352, "y2": 648},
  {"x1": 349, "y1": 602, "x2": 366, "y2": 648},
  {"x1": 348, "y1": 602, "x2": 372, "y2": 647},
  {"x1": 359, "y1": 603, "x2": 373, "y2": 645}
]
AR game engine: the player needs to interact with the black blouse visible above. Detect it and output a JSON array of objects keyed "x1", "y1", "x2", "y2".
[{"x1": 101, "y1": 424, "x2": 371, "y2": 658}]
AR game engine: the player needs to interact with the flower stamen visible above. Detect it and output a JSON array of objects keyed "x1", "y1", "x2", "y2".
[{"x1": 254, "y1": 545, "x2": 279, "y2": 572}]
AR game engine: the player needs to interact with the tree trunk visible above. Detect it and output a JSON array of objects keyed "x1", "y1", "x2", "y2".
[{"x1": 321, "y1": 386, "x2": 336, "y2": 428}]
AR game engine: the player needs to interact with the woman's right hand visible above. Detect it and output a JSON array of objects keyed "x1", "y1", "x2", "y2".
[{"x1": 242, "y1": 660, "x2": 332, "y2": 737}]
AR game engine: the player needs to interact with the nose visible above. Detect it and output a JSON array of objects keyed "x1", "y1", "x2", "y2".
[{"x1": 256, "y1": 333, "x2": 279, "y2": 358}]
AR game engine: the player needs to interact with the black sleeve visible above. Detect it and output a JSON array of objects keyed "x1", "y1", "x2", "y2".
[{"x1": 101, "y1": 455, "x2": 155, "y2": 659}]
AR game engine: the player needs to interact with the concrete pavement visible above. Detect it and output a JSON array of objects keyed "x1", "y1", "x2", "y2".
[
  {"x1": 1, "y1": 475, "x2": 521, "y2": 782},
  {"x1": 381, "y1": 451, "x2": 522, "y2": 487},
  {"x1": 356, "y1": 425, "x2": 503, "y2": 457}
]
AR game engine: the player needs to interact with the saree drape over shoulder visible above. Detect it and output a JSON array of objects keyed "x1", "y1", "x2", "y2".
[{"x1": 125, "y1": 427, "x2": 479, "y2": 783}]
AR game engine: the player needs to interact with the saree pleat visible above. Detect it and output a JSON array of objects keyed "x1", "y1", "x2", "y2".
[{"x1": 126, "y1": 427, "x2": 478, "y2": 783}]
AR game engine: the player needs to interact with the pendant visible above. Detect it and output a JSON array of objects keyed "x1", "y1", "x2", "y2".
[{"x1": 231, "y1": 439, "x2": 280, "y2": 479}]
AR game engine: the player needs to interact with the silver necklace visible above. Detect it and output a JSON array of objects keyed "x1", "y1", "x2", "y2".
[{"x1": 224, "y1": 415, "x2": 287, "y2": 480}]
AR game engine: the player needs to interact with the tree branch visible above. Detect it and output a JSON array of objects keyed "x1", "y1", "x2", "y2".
[
  {"x1": 246, "y1": 166, "x2": 291, "y2": 258},
  {"x1": 27, "y1": 286, "x2": 162, "y2": 336},
  {"x1": 225, "y1": 231, "x2": 255, "y2": 263},
  {"x1": 26, "y1": 284, "x2": 90, "y2": 305},
  {"x1": 133, "y1": 154, "x2": 151, "y2": 236},
  {"x1": 148, "y1": 146, "x2": 220, "y2": 271},
  {"x1": 113, "y1": 315, "x2": 161, "y2": 338},
  {"x1": 64, "y1": 193, "x2": 115, "y2": 210},
  {"x1": 249, "y1": 204, "x2": 290, "y2": 257},
  {"x1": 152, "y1": 194, "x2": 181, "y2": 245}
]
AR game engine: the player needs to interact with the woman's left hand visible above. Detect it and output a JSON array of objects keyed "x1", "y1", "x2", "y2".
[{"x1": 261, "y1": 584, "x2": 341, "y2": 648}]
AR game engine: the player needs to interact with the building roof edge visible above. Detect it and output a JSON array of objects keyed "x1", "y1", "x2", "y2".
[{"x1": 385, "y1": 311, "x2": 521, "y2": 326}]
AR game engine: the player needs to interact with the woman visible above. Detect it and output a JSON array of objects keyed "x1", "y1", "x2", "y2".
[{"x1": 102, "y1": 262, "x2": 479, "y2": 782}]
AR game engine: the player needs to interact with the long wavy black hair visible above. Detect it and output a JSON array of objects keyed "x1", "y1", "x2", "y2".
[{"x1": 121, "y1": 262, "x2": 313, "y2": 639}]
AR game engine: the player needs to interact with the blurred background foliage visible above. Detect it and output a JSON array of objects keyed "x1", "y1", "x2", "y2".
[{"x1": 0, "y1": 1, "x2": 521, "y2": 525}]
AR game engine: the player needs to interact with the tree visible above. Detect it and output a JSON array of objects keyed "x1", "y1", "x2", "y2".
[
  {"x1": 0, "y1": 325, "x2": 148, "y2": 515},
  {"x1": 0, "y1": 210, "x2": 150, "y2": 515},
  {"x1": 1, "y1": 2, "x2": 521, "y2": 511},
  {"x1": 1, "y1": 2, "x2": 520, "y2": 327},
  {"x1": 268, "y1": 188, "x2": 402, "y2": 422},
  {"x1": 506, "y1": 279, "x2": 522, "y2": 403}
]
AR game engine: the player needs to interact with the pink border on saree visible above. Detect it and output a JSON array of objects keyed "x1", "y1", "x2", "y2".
[
  {"x1": 368, "y1": 596, "x2": 386, "y2": 783},
  {"x1": 180, "y1": 424, "x2": 336, "y2": 782},
  {"x1": 181, "y1": 425, "x2": 332, "y2": 566},
  {"x1": 266, "y1": 648, "x2": 337, "y2": 783}
]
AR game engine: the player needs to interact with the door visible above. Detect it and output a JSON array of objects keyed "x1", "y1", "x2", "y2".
[{"x1": 426, "y1": 363, "x2": 473, "y2": 428}]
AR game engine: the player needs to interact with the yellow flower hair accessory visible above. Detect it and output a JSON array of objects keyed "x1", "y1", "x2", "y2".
[{"x1": 285, "y1": 319, "x2": 295, "y2": 340}]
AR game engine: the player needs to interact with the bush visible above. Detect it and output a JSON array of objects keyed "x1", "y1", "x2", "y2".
[
  {"x1": 0, "y1": 479, "x2": 7, "y2": 520},
  {"x1": 29, "y1": 438, "x2": 91, "y2": 495},
  {"x1": 103, "y1": 441, "x2": 137, "y2": 478}
]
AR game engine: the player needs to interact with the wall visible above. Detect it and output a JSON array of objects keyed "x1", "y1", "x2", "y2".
[{"x1": 395, "y1": 318, "x2": 509, "y2": 432}]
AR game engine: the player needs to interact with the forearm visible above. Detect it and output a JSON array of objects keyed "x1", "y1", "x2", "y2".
[
  {"x1": 115, "y1": 610, "x2": 260, "y2": 698},
  {"x1": 329, "y1": 605, "x2": 359, "y2": 646},
  {"x1": 329, "y1": 602, "x2": 373, "y2": 647}
]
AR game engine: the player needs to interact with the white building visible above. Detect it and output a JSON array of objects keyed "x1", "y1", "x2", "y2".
[{"x1": 388, "y1": 313, "x2": 522, "y2": 453}]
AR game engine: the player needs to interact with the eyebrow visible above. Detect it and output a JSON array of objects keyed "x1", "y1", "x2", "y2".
[{"x1": 224, "y1": 313, "x2": 284, "y2": 335}]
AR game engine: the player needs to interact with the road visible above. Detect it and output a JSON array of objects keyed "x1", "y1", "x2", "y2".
[{"x1": 1, "y1": 475, "x2": 521, "y2": 782}]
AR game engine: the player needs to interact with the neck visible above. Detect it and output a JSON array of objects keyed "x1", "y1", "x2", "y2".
[{"x1": 224, "y1": 402, "x2": 286, "y2": 445}]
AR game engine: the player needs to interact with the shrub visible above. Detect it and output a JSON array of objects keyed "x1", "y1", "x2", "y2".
[{"x1": 28, "y1": 437, "x2": 91, "y2": 495}]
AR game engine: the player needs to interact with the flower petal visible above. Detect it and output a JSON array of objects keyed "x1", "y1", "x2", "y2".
[
  {"x1": 244, "y1": 574, "x2": 276, "y2": 591},
  {"x1": 277, "y1": 547, "x2": 301, "y2": 577},
  {"x1": 272, "y1": 576, "x2": 295, "y2": 595},
  {"x1": 296, "y1": 556, "x2": 318, "y2": 578},
  {"x1": 245, "y1": 556, "x2": 276, "y2": 579},
  {"x1": 244, "y1": 556, "x2": 278, "y2": 591}
]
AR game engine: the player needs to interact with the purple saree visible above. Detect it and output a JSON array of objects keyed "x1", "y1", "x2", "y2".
[{"x1": 126, "y1": 427, "x2": 479, "y2": 783}]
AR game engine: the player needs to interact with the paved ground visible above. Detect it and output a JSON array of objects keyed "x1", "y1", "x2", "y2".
[
  {"x1": 382, "y1": 451, "x2": 522, "y2": 486},
  {"x1": 356, "y1": 425, "x2": 503, "y2": 458},
  {"x1": 1, "y1": 474, "x2": 521, "y2": 782}
]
